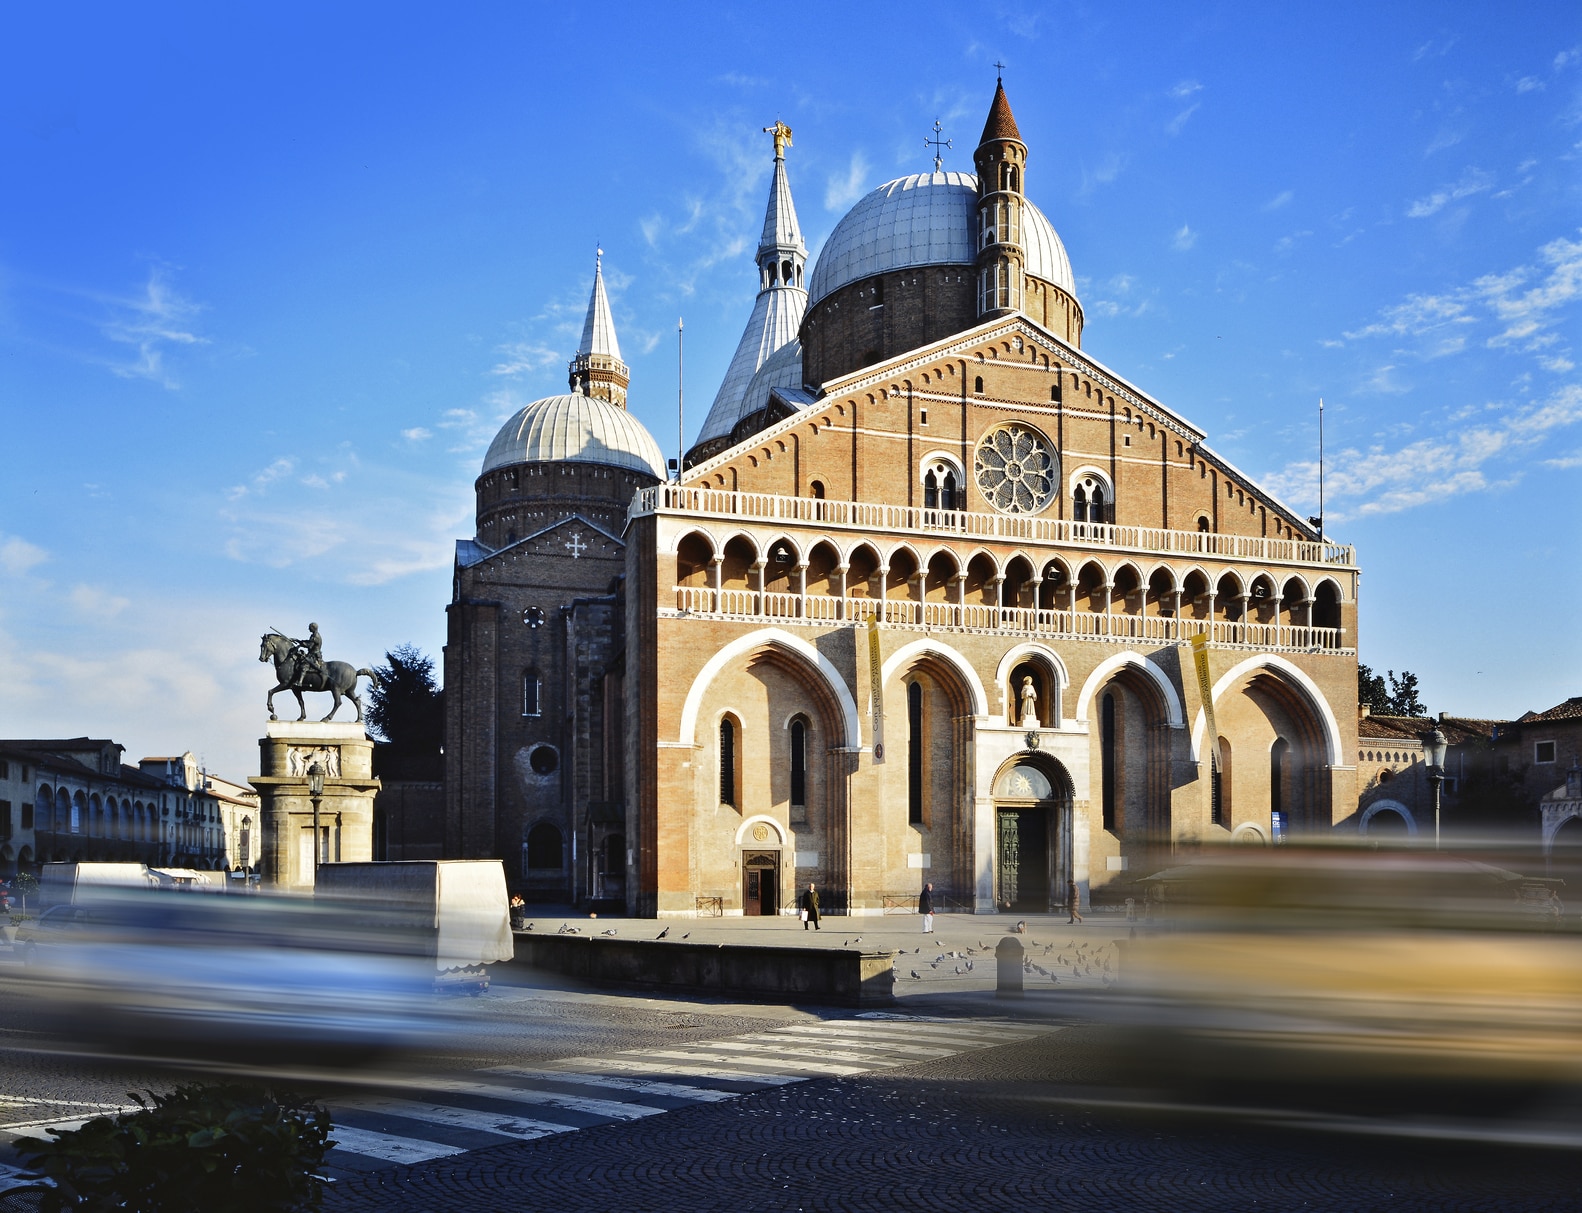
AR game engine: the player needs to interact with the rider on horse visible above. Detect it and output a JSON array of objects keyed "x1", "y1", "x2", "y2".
[{"x1": 291, "y1": 623, "x2": 327, "y2": 689}]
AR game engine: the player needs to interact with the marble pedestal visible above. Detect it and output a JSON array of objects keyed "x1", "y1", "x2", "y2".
[{"x1": 250, "y1": 722, "x2": 381, "y2": 891}]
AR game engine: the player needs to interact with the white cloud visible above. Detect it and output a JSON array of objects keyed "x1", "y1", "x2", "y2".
[
  {"x1": 1516, "y1": 75, "x2": 1545, "y2": 93},
  {"x1": 1169, "y1": 80, "x2": 1202, "y2": 99},
  {"x1": 1172, "y1": 224, "x2": 1197, "y2": 252},
  {"x1": 401, "y1": 427, "x2": 433, "y2": 442},
  {"x1": 226, "y1": 457, "x2": 295, "y2": 501},
  {"x1": 99, "y1": 266, "x2": 208, "y2": 388},
  {"x1": 1335, "y1": 231, "x2": 1582, "y2": 371},
  {"x1": 1165, "y1": 104, "x2": 1199, "y2": 137},
  {"x1": 1556, "y1": 45, "x2": 1581, "y2": 71},
  {"x1": 490, "y1": 339, "x2": 561, "y2": 377},
  {"x1": 825, "y1": 151, "x2": 870, "y2": 212},
  {"x1": 0, "y1": 535, "x2": 48, "y2": 577},
  {"x1": 1078, "y1": 152, "x2": 1127, "y2": 196},
  {"x1": 1084, "y1": 273, "x2": 1155, "y2": 320},
  {"x1": 69, "y1": 584, "x2": 129, "y2": 621},
  {"x1": 1265, "y1": 384, "x2": 1582, "y2": 517},
  {"x1": 1406, "y1": 168, "x2": 1494, "y2": 217},
  {"x1": 1263, "y1": 190, "x2": 1294, "y2": 212}
]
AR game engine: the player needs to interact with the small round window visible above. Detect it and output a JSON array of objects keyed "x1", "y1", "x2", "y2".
[
  {"x1": 529, "y1": 745, "x2": 559, "y2": 776},
  {"x1": 974, "y1": 424, "x2": 1058, "y2": 514}
]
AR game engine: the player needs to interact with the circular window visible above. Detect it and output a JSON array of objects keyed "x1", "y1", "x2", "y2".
[
  {"x1": 974, "y1": 424, "x2": 1058, "y2": 514},
  {"x1": 529, "y1": 745, "x2": 559, "y2": 776}
]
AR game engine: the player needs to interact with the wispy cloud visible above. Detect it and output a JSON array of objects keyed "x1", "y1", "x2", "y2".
[
  {"x1": 1516, "y1": 75, "x2": 1545, "y2": 93},
  {"x1": 0, "y1": 535, "x2": 48, "y2": 577},
  {"x1": 1170, "y1": 80, "x2": 1202, "y2": 99},
  {"x1": 1172, "y1": 224, "x2": 1197, "y2": 252},
  {"x1": 401, "y1": 427, "x2": 432, "y2": 442},
  {"x1": 1078, "y1": 152, "x2": 1128, "y2": 197},
  {"x1": 226, "y1": 457, "x2": 295, "y2": 501},
  {"x1": 825, "y1": 151, "x2": 870, "y2": 212},
  {"x1": 1084, "y1": 273, "x2": 1155, "y2": 320},
  {"x1": 1266, "y1": 384, "x2": 1582, "y2": 518},
  {"x1": 490, "y1": 339, "x2": 562, "y2": 377},
  {"x1": 1165, "y1": 104, "x2": 1199, "y2": 136},
  {"x1": 1335, "y1": 231, "x2": 1582, "y2": 370},
  {"x1": 1406, "y1": 167, "x2": 1494, "y2": 217},
  {"x1": 1263, "y1": 190, "x2": 1294, "y2": 212},
  {"x1": 99, "y1": 266, "x2": 207, "y2": 388}
]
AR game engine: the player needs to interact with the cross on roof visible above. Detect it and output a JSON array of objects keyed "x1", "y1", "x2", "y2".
[
  {"x1": 994, "y1": 59, "x2": 1006, "y2": 80},
  {"x1": 925, "y1": 119, "x2": 952, "y2": 173}
]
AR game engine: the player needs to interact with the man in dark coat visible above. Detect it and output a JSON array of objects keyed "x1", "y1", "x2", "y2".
[
  {"x1": 919, "y1": 882, "x2": 935, "y2": 933},
  {"x1": 800, "y1": 882, "x2": 821, "y2": 930}
]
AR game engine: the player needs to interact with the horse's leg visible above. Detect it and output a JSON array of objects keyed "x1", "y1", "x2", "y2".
[
  {"x1": 322, "y1": 686, "x2": 342, "y2": 723},
  {"x1": 348, "y1": 688, "x2": 363, "y2": 724},
  {"x1": 295, "y1": 689, "x2": 308, "y2": 722},
  {"x1": 267, "y1": 685, "x2": 278, "y2": 721}
]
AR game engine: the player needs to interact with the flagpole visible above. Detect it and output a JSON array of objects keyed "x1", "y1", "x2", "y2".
[
  {"x1": 677, "y1": 318, "x2": 684, "y2": 482},
  {"x1": 1317, "y1": 397, "x2": 1325, "y2": 542}
]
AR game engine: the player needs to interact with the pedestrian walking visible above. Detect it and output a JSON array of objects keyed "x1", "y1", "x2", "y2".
[
  {"x1": 1067, "y1": 878, "x2": 1083, "y2": 924},
  {"x1": 919, "y1": 882, "x2": 935, "y2": 933},
  {"x1": 800, "y1": 882, "x2": 821, "y2": 930}
]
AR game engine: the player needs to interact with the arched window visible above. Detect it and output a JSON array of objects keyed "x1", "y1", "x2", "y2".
[
  {"x1": 809, "y1": 480, "x2": 825, "y2": 500},
  {"x1": 1101, "y1": 692, "x2": 1118, "y2": 832},
  {"x1": 789, "y1": 718, "x2": 807, "y2": 809},
  {"x1": 1072, "y1": 472, "x2": 1111, "y2": 526},
  {"x1": 1271, "y1": 737, "x2": 1289, "y2": 834},
  {"x1": 1197, "y1": 515, "x2": 1211, "y2": 533},
  {"x1": 526, "y1": 822, "x2": 564, "y2": 870},
  {"x1": 1212, "y1": 737, "x2": 1232, "y2": 827},
  {"x1": 908, "y1": 681, "x2": 925, "y2": 825},
  {"x1": 719, "y1": 716, "x2": 738, "y2": 808},
  {"x1": 921, "y1": 457, "x2": 962, "y2": 511},
  {"x1": 523, "y1": 670, "x2": 541, "y2": 717},
  {"x1": 974, "y1": 375, "x2": 984, "y2": 394},
  {"x1": 1073, "y1": 485, "x2": 1088, "y2": 522}
]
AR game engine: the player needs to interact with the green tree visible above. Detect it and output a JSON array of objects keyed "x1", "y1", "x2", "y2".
[
  {"x1": 366, "y1": 645, "x2": 443, "y2": 756},
  {"x1": 1358, "y1": 664, "x2": 1427, "y2": 717}
]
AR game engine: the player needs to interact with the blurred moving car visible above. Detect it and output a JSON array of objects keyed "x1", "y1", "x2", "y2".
[{"x1": 1101, "y1": 848, "x2": 1582, "y2": 1119}]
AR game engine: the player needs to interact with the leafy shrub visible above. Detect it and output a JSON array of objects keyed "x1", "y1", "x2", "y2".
[{"x1": 20, "y1": 1084, "x2": 333, "y2": 1212}]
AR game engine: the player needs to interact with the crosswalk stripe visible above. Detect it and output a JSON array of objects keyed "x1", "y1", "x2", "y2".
[
  {"x1": 757, "y1": 1029, "x2": 958, "y2": 1058},
  {"x1": 421, "y1": 1077, "x2": 664, "y2": 1121},
  {"x1": 485, "y1": 1068, "x2": 739, "y2": 1104},
  {"x1": 782, "y1": 1023, "x2": 1039, "y2": 1049},
  {"x1": 696, "y1": 1038, "x2": 920, "y2": 1067},
  {"x1": 328, "y1": 1124, "x2": 470, "y2": 1164},
  {"x1": 558, "y1": 1056, "x2": 804, "y2": 1085},
  {"x1": 341, "y1": 1098, "x2": 576, "y2": 1141},
  {"x1": 627, "y1": 1048, "x2": 869, "y2": 1077}
]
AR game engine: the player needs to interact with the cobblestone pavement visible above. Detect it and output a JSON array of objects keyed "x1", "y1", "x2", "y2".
[{"x1": 322, "y1": 1026, "x2": 1582, "y2": 1213}]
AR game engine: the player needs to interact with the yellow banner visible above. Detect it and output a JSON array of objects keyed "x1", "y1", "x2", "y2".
[
  {"x1": 1190, "y1": 631, "x2": 1219, "y2": 772},
  {"x1": 867, "y1": 614, "x2": 885, "y2": 763}
]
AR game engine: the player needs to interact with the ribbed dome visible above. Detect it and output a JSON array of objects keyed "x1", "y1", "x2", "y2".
[
  {"x1": 806, "y1": 172, "x2": 1075, "y2": 307},
  {"x1": 483, "y1": 392, "x2": 666, "y2": 479}
]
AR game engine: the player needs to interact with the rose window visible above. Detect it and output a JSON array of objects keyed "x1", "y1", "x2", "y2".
[{"x1": 974, "y1": 424, "x2": 1058, "y2": 514}]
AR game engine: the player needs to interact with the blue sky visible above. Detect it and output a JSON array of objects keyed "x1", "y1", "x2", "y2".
[{"x1": 2, "y1": 3, "x2": 1578, "y2": 778}]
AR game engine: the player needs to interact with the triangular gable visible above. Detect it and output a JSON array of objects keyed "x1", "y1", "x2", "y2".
[
  {"x1": 457, "y1": 513, "x2": 625, "y2": 570},
  {"x1": 684, "y1": 310, "x2": 1316, "y2": 537}
]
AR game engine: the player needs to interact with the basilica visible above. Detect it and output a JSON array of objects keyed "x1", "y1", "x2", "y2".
[{"x1": 443, "y1": 83, "x2": 1360, "y2": 917}]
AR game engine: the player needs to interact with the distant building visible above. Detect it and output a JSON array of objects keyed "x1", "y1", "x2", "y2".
[{"x1": 1, "y1": 739, "x2": 248, "y2": 872}]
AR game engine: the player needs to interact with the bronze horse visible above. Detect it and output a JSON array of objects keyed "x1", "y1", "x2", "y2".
[{"x1": 259, "y1": 632, "x2": 382, "y2": 723}]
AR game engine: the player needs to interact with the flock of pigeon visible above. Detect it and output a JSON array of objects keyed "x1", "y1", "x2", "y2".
[{"x1": 899, "y1": 937, "x2": 1116, "y2": 986}]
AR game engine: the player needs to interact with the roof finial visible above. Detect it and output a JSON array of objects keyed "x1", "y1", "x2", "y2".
[
  {"x1": 925, "y1": 119, "x2": 952, "y2": 173},
  {"x1": 994, "y1": 59, "x2": 1006, "y2": 81},
  {"x1": 762, "y1": 120, "x2": 792, "y2": 159}
]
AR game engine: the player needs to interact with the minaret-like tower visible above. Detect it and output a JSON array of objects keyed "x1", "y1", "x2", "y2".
[
  {"x1": 568, "y1": 248, "x2": 630, "y2": 407},
  {"x1": 686, "y1": 122, "x2": 808, "y2": 466},
  {"x1": 973, "y1": 79, "x2": 1028, "y2": 320}
]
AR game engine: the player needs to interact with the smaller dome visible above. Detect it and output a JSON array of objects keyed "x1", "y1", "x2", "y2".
[
  {"x1": 483, "y1": 392, "x2": 666, "y2": 479},
  {"x1": 735, "y1": 339, "x2": 805, "y2": 427}
]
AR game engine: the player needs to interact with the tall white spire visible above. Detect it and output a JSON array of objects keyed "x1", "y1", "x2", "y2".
[
  {"x1": 688, "y1": 123, "x2": 808, "y2": 465},
  {"x1": 569, "y1": 247, "x2": 630, "y2": 407}
]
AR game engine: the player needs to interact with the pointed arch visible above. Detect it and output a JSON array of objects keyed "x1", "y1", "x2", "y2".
[
  {"x1": 1074, "y1": 652, "x2": 1184, "y2": 728},
  {"x1": 995, "y1": 643, "x2": 1070, "y2": 725},
  {"x1": 677, "y1": 627, "x2": 861, "y2": 749},
  {"x1": 880, "y1": 638, "x2": 990, "y2": 717},
  {"x1": 1188, "y1": 653, "x2": 1345, "y2": 767}
]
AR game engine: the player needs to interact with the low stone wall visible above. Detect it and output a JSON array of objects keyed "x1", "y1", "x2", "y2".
[{"x1": 509, "y1": 933, "x2": 895, "y2": 1006}]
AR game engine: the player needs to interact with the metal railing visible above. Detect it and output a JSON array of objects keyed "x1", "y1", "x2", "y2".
[{"x1": 632, "y1": 485, "x2": 1354, "y2": 567}]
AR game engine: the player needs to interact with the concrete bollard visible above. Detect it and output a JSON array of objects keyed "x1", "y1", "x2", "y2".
[{"x1": 995, "y1": 935, "x2": 1024, "y2": 998}]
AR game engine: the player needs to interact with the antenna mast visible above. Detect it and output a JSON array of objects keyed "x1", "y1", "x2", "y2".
[{"x1": 676, "y1": 318, "x2": 684, "y2": 482}]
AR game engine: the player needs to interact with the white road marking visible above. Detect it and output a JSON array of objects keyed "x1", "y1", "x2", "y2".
[{"x1": 328, "y1": 1124, "x2": 470, "y2": 1164}]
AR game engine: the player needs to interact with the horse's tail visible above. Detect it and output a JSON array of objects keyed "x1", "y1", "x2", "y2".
[{"x1": 358, "y1": 668, "x2": 383, "y2": 691}]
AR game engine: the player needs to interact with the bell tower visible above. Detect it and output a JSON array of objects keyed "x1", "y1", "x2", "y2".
[
  {"x1": 569, "y1": 248, "x2": 630, "y2": 408},
  {"x1": 973, "y1": 76, "x2": 1028, "y2": 320}
]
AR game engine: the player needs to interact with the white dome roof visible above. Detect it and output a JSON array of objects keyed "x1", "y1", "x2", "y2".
[
  {"x1": 483, "y1": 392, "x2": 666, "y2": 479},
  {"x1": 806, "y1": 171, "x2": 1075, "y2": 307}
]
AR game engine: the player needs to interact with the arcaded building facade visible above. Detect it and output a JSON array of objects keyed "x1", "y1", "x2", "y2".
[{"x1": 447, "y1": 85, "x2": 1362, "y2": 915}]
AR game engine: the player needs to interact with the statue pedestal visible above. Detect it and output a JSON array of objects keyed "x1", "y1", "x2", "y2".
[{"x1": 250, "y1": 722, "x2": 381, "y2": 891}]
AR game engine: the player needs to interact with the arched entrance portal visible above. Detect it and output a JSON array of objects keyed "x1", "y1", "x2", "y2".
[
  {"x1": 992, "y1": 756, "x2": 1074, "y2": 913},
  {"x1": 743, "y1": 850, "x2": 780, "y2": 916}
]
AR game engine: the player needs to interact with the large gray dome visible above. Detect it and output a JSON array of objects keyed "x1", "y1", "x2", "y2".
[
  {"x1": 483, "y1": 391, "x2": 666, "y2": 479},
  {"x1": 806, "y1": 171, "x2": 1076, "y2": 307}
]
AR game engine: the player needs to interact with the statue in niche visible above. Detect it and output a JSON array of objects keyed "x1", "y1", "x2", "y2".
[{"x1": 1019, "y1": 675, "x2": 1039, "y2": 728}]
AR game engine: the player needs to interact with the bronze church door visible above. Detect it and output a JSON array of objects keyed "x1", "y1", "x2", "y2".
[
  {"x1": 742, "y1": 851, "x2": 779, "y2": 916},
  {"x1": 996, "y1": 808, "x2": 1051, "y2": 912}
]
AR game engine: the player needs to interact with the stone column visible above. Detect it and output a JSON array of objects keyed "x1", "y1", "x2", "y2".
[{"x1": 250, "y1": 722, "x2": 380, "y2": 892}]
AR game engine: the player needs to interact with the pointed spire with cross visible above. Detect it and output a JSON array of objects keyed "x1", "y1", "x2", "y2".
[
  {"x1": 994, "y1": 59, "x2": 1006, "y2": 81},
  {"x1": 925, "y1": 119, "x2": 952, "y2": 173}
]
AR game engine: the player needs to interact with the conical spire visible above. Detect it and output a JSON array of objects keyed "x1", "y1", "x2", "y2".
[
  {"x1": 979, "y1": 79, "x2": 1022, "y2": 145},
  {"x1": 577, "y1": 248, "x2": 622, "y2": 362},
  {"x1": 569, "y1": 248, "x2": 630, "y2": 407},
  {"x1": 687, "y1": 122, "x2": 808, "y2": 466},
  {"x1": 758, "y1": 122, "x2": 803, "y2": 256}
]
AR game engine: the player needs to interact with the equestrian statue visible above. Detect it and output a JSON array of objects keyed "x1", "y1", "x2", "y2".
[{"x1": 259, "y1": 624, "x2": 382, "y2": 723}]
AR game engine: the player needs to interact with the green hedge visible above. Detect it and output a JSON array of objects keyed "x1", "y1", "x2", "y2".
[{"x1": 21, "y1": 1084, "x2": 333, "y2": 1212}]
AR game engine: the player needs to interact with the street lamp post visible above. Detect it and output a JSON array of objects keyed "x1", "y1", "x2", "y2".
[
  {"x1": 1422, "y1": 726, "x2": 1448, "y2": 850},
  {"x1": 307, "y1": 761, "x2": 324, "y2": 878}
]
